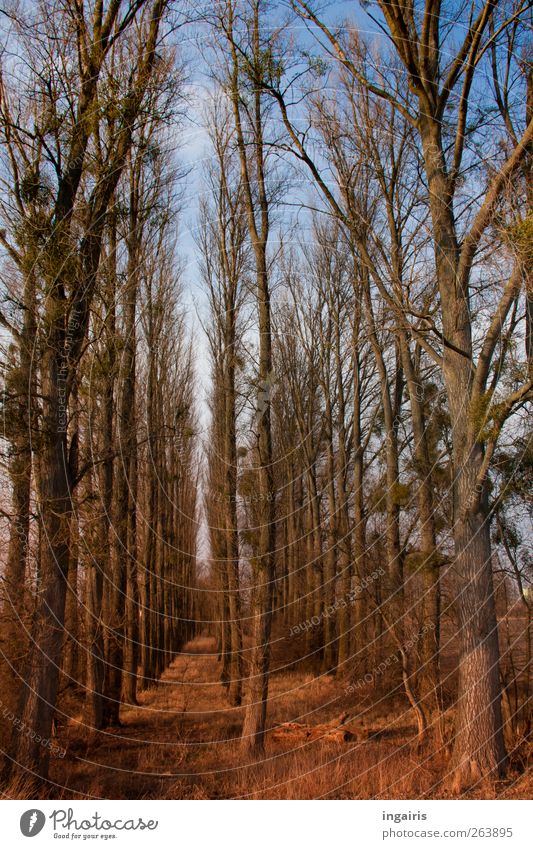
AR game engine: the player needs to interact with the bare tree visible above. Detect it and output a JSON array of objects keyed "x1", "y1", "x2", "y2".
[
  {"x1": 288, "y1": 0, "x2": 532, "y2": 786},
  {"x1": 199, "y1": 93, "x2": 249, "y2": 705},
  {"x1": 0, "y1": 0, "x2": 172, "y2": 778},
  {"x1": 211, "y1": 0, "x2": 278, "y2": 753}
]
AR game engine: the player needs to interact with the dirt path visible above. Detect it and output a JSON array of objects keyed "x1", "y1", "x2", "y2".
[{"x1": 51, "y1": 637, "x2": 248, "y2": 798}]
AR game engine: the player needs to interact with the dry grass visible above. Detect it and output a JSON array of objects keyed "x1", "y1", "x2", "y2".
[{"x1": 1, "y1": 633, "x2": 530, "y2": 800}]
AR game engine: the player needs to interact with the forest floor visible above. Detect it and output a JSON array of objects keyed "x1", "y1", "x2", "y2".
[{"x1": 11, "y1": 633, "x2": 531, "y2": 800}]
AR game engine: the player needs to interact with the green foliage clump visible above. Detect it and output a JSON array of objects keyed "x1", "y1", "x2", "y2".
[
  {"x1": 506, "y1": 213, "x2": 533, "y2": 263},
  {"x1": 390, "y1": 481, "x2": 411, "y2": 507}
]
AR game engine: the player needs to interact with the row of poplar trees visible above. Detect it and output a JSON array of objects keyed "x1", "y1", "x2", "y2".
[
  {"x1": 0, "y1": 0, "x2": 531, "y2": 797},
  {"x1": 0, "y1": 0, "x2": 198, "y2": 782},
  {"x1": 200, "y1": 0, "x2": 532, "y2": 794}
]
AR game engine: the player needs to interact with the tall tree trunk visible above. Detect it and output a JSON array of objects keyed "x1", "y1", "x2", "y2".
[
  {"x1": 363, "y1": 278, "x2": 403, "y2": 614},
  {"x1": 223, "y1": 301, "x2": 243, "y2": 705},
  {"x1": 120, "y1": 201, "x2": 140, "y2": 706},
  {"x1": 323, "y1": 419, "x2": 338, "y2": 673},
  {"x1": 352, "y1": 343, "x2": 368, "y2": 674},
  {"x1": 141, "y1": 298, "x2": 158, "y2": 688},
  {"x1": 84, "y1": 352, "x2": 114, "y2": 728},
  {"x1": 62, "y1": 384, "x2": 80, "y2": 688},
  {"x1": 399, "y1": 331, "x2": 441, "y2": 722},
  {"x1": 334, "y1": 317, "x2": 352, "y2": 671},
  {"x1": 103, "y1": 220, "x2": 124, "y2": 727},
  {"x1": 419, "y1": 115, "x2": 505, "y2": 786},
  {"x1": 226, "y1": 0, "x2": 276, "y2": 755},
  {"x1": 11, "y1": 340, "x2": 72, "y2": 775},
  {"x1": 240, "y1": 247, "x2": 276, "y2": 754},
  {"x1": 304, "y1": 466, "x2": 323, "y2": 662},
  {"x1": 2, "y1": 271, "x2": 37, "y2": 658}
]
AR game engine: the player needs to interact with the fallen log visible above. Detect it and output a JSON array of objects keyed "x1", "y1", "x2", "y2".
[{"x1": 270, "y1": 712, "x2": 359, "y2": 743}]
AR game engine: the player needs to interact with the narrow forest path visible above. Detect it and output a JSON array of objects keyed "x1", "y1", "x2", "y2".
[{"x1": 48, "y1": 636, "x2": 530, "y2": 800}]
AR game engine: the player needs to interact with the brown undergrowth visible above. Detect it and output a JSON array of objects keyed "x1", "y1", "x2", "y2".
[{"x1": 1, "y1": 634, "x2": 530, "y2": 800}]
